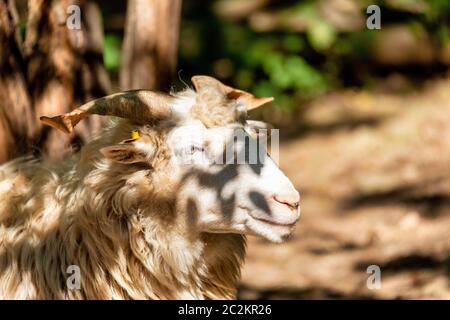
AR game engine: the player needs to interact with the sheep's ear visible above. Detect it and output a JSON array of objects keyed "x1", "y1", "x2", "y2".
[
  {"x1": 191, "y1": 75, "x2": 274, "y2": 110},
  {"x1": 100, "y1": 143, "x2": 153, "y2": 164}
]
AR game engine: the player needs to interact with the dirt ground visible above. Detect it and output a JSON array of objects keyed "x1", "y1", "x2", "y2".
[{"x1": 238, "y1": 76, "x2": 450, "y2": 299}]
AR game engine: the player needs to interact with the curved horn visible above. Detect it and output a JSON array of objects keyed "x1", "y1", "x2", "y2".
[
  {"x1": 40, "y1": 90, "x2": 173, "y2": 134},
  {"x1": 191, "y1": 75, "x2": 273, "y2": 110}
]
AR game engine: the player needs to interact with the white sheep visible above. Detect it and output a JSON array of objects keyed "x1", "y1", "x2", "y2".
[{"x1": 0, "y1": 75, "x2": 300, "y2": 299}]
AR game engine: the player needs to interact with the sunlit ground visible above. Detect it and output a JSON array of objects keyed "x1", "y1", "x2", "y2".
[{"x1": 239, "y1": 76, "x2": 450, "y2": 299}]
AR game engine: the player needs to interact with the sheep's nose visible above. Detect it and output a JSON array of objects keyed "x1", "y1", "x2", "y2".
[{"x1": 273, "y1": 191, "x2": 300, "y2": 211}]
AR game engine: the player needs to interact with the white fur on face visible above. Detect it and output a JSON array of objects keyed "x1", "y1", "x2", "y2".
[{"x1": 165, "y1": 118, "x2": 300, "y2": 243}]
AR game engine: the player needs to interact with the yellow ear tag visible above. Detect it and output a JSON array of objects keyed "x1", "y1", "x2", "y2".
[{"x1": 131, "y1": 130, "x2": 140, "y2": 140}]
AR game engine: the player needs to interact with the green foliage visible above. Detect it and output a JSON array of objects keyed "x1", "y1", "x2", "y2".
[
  {"x1": 288, "y1": 2, "x2": 337, "y2": 52},
  {"x1": 307, "y1": 20, "x2": 337, "y2": 52},
  {"x1": 179, "y1": 0, "x2": 450, "y2": 113},
  {"x1": 425, "y1": 0, "x2": 450, "y2": 21},
  {"x1": 103, "y1": 33, "x2": 121, "y2": 72}
]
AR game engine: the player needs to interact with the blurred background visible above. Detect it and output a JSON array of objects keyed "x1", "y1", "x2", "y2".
[{"x1": 1, "y1": 0, "x2": 450, "y2": 298}]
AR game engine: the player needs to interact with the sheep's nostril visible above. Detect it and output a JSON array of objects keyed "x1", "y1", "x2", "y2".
[{"x1": 273, "y1": 193, "x2": 300, "y2": 211}]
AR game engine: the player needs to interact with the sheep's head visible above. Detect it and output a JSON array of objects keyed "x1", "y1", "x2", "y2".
[{"x1": 41, "y1": 76, "x2": 300, "y2": 243}]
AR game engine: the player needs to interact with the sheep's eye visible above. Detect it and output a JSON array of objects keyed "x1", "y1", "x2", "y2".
[{"x1": 189, "y1": 145, "x2": 204, "y2": 154}]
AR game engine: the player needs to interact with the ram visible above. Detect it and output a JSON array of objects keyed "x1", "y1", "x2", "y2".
[{"x1": 0, "y1": 75, "x2": 300, "y2": 299}]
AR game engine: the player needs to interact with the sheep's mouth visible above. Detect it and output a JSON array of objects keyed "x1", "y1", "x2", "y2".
[
  {"x1": 238, "y1": 205, "x2": 297, "y2": 228},
  {"x1": 231, "y1": 206, "x2": 297, "y2": 242},
  {"x1": 249, "y1": 215, "x2": 296, "y2": 228}
]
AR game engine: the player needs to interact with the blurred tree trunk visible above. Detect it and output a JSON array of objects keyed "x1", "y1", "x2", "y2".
[
  {"x1": 0, "y1": 0, "x2": 183, "y2": 164},
  {"x1": 10, "y1": 0, "x2": 111, "y2": 164},
  {"x1": 24, "y1": 0, "x2": 111, "y2": 161},
  {"x1": 0, "y1": 0, "x2": 111, "y2": 163},
  {"x1": 0, "y1": 0, "x2": 35, "y2": 162},
  {"x1": 120, "y1": 0, "x2": 182, "y2": 91}
]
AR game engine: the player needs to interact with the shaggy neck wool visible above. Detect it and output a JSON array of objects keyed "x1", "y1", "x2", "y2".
[
  {"x1": 0, "y1": 89, "x2": 250, "y2": 300},
  {"x1": 0, "y1": 154, "x2": 246, "y2": 300}
]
